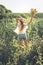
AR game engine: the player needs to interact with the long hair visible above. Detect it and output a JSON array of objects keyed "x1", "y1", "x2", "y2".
[
  {"x1": 16, "y1": 18, "x2": 24, "y2": 31},
  {"x1": 20, "y1": 19, "x2": 24, "y2": 31}
]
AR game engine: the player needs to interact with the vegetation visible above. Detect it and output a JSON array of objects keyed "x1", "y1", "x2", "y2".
[{"x1": 0, "y1": 5, "x2": 43, "y2": 65}]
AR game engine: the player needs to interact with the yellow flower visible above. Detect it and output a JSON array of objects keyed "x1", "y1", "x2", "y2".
[{"x1": 30, "y1": 8, "x2": 37, "y2": 16}]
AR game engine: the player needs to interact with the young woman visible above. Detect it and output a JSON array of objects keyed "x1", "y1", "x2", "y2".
[
  {"x1": 14, "y1": 17, "x2": 33, "y2": 46},
  {"x1": 14, "y1": 9, "x2": 37, "y2": 46}
]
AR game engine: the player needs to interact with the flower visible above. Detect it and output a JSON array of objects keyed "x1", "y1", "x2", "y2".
[{"x1": 30, "y1": 8, "x2": 37, "y2": 16}]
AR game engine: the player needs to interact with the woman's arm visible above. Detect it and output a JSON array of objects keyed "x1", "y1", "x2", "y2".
[
  {"x1": 28, "y1": 17, "x2": 33, "y2": 26},
  {"x1": 27, "y1": 8, "x2": 37, "y2": 26}
]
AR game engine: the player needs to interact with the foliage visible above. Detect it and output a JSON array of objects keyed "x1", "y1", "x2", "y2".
[{"x1": 0, "y1": 5, "x2": 43, "y2": 65}]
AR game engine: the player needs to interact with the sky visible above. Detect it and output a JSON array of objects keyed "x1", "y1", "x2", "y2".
[{"x1": 0, "y1": 0, "x2": 43, "y2": 13}]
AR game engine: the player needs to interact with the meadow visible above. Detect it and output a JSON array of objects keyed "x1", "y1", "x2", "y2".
[{"x1": 0, "y1": 5, "x2": 43, "y2": 65}]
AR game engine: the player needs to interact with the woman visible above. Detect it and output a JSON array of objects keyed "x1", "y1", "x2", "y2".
[
  {"x1": 14, "y1": 17, "x2": 33, "y2": 46},
  {"x1": 14, "y1": 9, "x2": 37, "y2": 46}
]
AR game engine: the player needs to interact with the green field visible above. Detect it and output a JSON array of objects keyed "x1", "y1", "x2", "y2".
[{"x1": 0, "y1": 5, "x2": 43, "y2": 65}]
